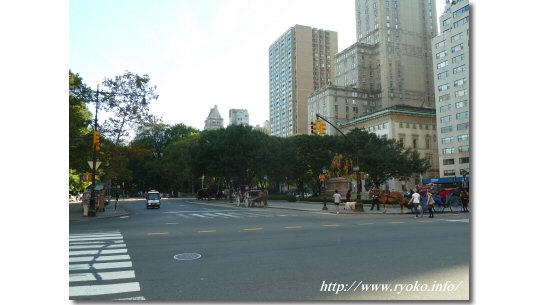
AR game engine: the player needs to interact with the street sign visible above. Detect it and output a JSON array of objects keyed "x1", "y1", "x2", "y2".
[{"x1": 88, "y1": 161, "x2": 102, "y2": 170}]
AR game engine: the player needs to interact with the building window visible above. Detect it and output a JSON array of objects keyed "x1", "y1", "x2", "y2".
[
  {"x1": 458, "y1": 134, "x2": 469, "y2": 142},
  {"x1": 435, "y1": 40, "x2": 446, "y2": 49},
  {"x1": 454, "y1": 78, "x2": 467, "y2": 87},
  {"x1": 455, "y1": 100, "x2": 468, "y2": 108},
  {"x1": 459, "y1": 157, "x2": 470, "y2": 164},
  {"x1": 442, "y1": 148, "x2": 455, "y2": 155},
  {"x1": 437, "y1": 61, "x2": 449, "y2": 69},
  {"x1": 457, "y1": 122, "x2": 469, "y2": 130},
  {"x1": 452, "y1": 54, "x2": 465, "y2": 64},
  {"x1": 458, "y1": 145, "x2": 470, "y2": 152},
  {"x1": 441, "y1": 136, "x2": 454, "y2": 144},
  {"x1": 451, "y1": 32, "x2": 464, "y2": 43},
  {"x1": 443, "y1": 159, "x2": 455, "y2": 165},
  {"x1": 439, "y1": 93, "x2": 450, "y2": 102},
  {"x1": 441, "y1": 126, "x2": 453, "y2": 133},
  {"x1": 444, "y1": 170, "x2": 456, "y2": 176},
  {"x1": 451, "y1": 43, "x2": 464, "y2": 53},
  {"x1": 440, "y1": 104, "x2": 451, "y2": 113},
  {"x1": 440, "y1": 115, "x2": 452, "y2": 123},
  {"x1": 456, "y1": 111, "x2": 469, "y2": 120},
  {"x1": 438, "y1": 71, "x2": 449, "y2": 79},
  {"x1": 455, "y1": 89, "x2": 467, "y2": 98},
  {"x1": 453, "y1": 65, "x2": 466, "y2": 74},
  {"x1": 438, "y1": 83, "x2": 450, "y2": 92},
  {"x1": 436, "y1": 50, "x2": 448, "y2": 59},
  {"x1": 453, "y1": 5, "x2": 470, "y2": 18}
]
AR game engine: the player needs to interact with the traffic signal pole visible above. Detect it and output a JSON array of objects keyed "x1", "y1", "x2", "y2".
[
  {"x1": 88, "y1": 85, "x2": 100, "y2": 217},
  {"x1": 315, "y1": 113, "x2": 364, "y2": 211}
]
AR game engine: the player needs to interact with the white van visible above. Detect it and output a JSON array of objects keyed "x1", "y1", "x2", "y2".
[{"x1": 146, "y1": 190, "x2": 161, "y2": 209}]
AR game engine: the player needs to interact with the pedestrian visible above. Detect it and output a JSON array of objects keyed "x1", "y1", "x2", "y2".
[
  {"x1": 263, "y1": 188, "x2": 269, "y2": 207},
  {"x1": 370, "y1": 188, "x2": 380, "y2": 211},
  {"x1": 346, "y1": 189, "x2": 352, "y2": 203},
  {"x1": 115, "y1": 192, "x2": 120, "y2": 210},
  {"x1": 427, "y1": 191, "x2": 435, "y2": 218},
  {"x1": 408, "y1": 189, "x2": 421, "y2": 218},
  {"x1": 333, "y1": 189, "x2": 342, "y2": 214}
]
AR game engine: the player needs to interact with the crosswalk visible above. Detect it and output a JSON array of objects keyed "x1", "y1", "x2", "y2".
[
  {"x1": 69, "y1": 231, "x2": 144, "y2": 300},
  {"x1": 164, "y1": 210, "x2": 298, "y2": 220}
]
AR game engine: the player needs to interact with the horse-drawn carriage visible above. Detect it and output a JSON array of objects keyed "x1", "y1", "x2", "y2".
[
  {"x1": 236, "y1": 186, "x2": 268, "y2": 208},
  {"x1": 368, "y1": 184, "x2": 469, "y2": 214},
  {"x1": 369, "y1": 188, "x2": 411, "y2": 214},
  {"x1": 419, "y1": 184, "x2": 469, "y2": 213}
]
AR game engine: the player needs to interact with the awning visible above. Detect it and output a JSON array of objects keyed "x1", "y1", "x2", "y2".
[{"x1": 422, "y1": 176, "x2": 470, "y2": 184}]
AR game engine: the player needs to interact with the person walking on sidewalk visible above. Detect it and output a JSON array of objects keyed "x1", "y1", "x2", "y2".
[
  {"x1": 427, "y1": 191, "x2": 435, "y2": 218},
  {"x1": 409, "y1": 190, "x2": 421, "y2": 218},
  {"x1": 333, "y1": 190, "x2": 342, "y2": 214}
]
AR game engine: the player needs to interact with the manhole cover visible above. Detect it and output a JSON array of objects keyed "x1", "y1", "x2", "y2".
[{"x1": 174, "y1": 253, "x2": 202, "y2": 261}]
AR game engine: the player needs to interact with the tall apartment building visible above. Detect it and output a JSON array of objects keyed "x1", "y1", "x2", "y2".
[
  {"x1": 309, "y1": 0, "x2": 439, "y2": 135},
  {"x1": 354, "y1": 0, "x2": 438, "y2": 109},
  {"x1": 269, "y1": 24, "x2": 338, "y2": 137},
  {"x1": 228, "y1": 109, "x2": 249, "y2": 126},
  {"x1": 432, "y1": 0, "x2": 470, "y2": 179},
  {"x1": 203, "y1": 105, "x2": 224, "y2": 131}
]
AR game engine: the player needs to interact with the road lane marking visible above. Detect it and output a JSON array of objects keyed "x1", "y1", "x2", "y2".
[
  {"x1": 390, "y1": 221, "x2": 406, "y2": 224},
  {"x1": 69, "y1": 270, "x2": 136, "y2": 282},
  {"x1": 418, "y1": 220, "x2": 434, "y2": 223},
  {"x1": 243, "y1": 228, "x2": 263, "y2": 231},
  {"x1": 214, "y1": 213, "x2": 240, "y2": 218},
  {"x1": 284, "y1": 226, "x2": 302, "y2": 229},
  {"x1": 147, "y1": 232, "x2": 169, "y2": 236},
  {"x1": 198, "y1": 230, "x2": 217, "y2": 233},
  {"x1": 358, "y1": 223, "x2": 374, "y2": 225},
  {"x1": 322, "y1": 224, "x2": 341, "y2": 227},
  {"x1": 69, "y1": 282, "x2": 140, "y2": 297},
  {"x1": 165, "y1": 222, "x2": 179, "y2": 225}
]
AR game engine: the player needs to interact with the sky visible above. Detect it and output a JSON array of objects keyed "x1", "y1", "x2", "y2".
[{"x1": 70, "y1": 0, "x2": 448, "y2": 131}]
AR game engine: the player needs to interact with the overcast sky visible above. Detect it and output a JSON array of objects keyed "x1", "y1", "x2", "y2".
[{"x1": 70, "y1": 0, "x2": 448, "y2": 131}]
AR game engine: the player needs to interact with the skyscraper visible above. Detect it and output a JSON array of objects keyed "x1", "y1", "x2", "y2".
[
  {"x1": 269, "y1": 25, "x2": 338, "y2": 137},
  {"x1": 203, "y1": 105, "x2": 224, "y2": 131},
  {"x1": 229, "y1": 109, "x2": 249, "y2": 126},
  {"x1": 354, "y1": 0, "x2": 438, "y2": 109},
  {"x1": 432, "y1": 0, "x2": 470, "y2": 179}
]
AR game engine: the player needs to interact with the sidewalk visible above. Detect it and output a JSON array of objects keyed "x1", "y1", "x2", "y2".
[
  {"x1": 203, "y1": 199, "x2": 412, "y2": 215},
  {"x1": 69, "y1": 200, "x2": 129, "y2": 222}
]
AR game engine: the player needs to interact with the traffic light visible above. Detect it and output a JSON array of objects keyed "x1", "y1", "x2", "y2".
[
  {"x1": 319, "y1": 120, "x2": 327, "y2": 135},
  {"x1": 93, "y1": 131, "x2": 101, "y2": 151},
  {"x1": 310, "y1": 120, "x2": 318, "y2": 135}
]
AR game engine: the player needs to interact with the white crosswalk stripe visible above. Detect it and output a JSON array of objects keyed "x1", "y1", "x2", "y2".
[
  {"x1": 69, "y1": 231, "x2": 142, "y2": 300},
  {"x1": 169, "y1": 211, "x2": 296, "y2": 220}
]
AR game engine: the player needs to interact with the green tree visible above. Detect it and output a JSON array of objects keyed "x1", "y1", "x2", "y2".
[
  {"x1": 99, "y1": 71, "x2": 159, "y2": 145},
  {"x1": 341, "y1": 129, "x2": 430, "y2": 189},
  {"x1": 69, "y1": 70, "x2": 94, "y2": 173}
]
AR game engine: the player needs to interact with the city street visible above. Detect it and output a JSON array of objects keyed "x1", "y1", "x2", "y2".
[{"x1": 69, "y1": 198, "x2": 469, "y2": 301}]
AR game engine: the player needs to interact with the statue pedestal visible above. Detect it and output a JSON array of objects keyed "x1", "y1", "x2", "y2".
[{"x1": 322, "y1": 177, "x2": 349, "y2": 197}]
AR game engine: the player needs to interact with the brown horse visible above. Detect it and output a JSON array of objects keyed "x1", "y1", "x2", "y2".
[{"x1": 378, "y1": 191, "x2": 409, "y2": 214}]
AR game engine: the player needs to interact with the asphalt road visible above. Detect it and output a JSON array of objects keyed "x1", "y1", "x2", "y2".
[{"x1": 69, "y1": 198, "x2": 470, "y2": 301}]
